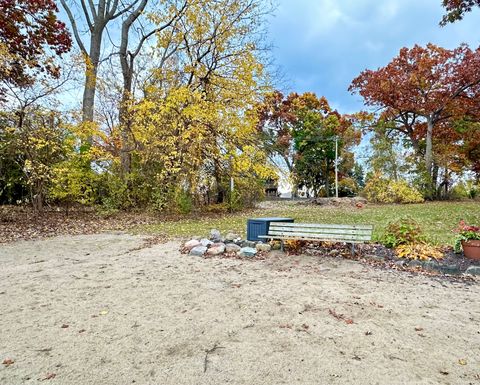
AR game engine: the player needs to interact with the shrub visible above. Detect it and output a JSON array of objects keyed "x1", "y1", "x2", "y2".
[
  {"x1": 174, "y1": 188, "x2": 193, "y2": 214},
  {"x1": 338, "y1": 177, "x2": 358, "y2": 197},
  {"x1": 382, "y1": 218, "x2": 425, "y2": 248},
  {"x1": 395, "y1": 244, "x2": 443, "y2": 260},
  {"x1": 363, "y1": 174, "x2": 424, "y2": 204}
]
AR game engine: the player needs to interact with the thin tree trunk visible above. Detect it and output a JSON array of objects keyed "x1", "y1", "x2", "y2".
[{"x1": 425, "y1": 116, "x2": 434, "y2": 176}]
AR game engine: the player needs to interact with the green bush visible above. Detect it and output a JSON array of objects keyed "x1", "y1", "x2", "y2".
[
  {"x1": 363, "y1": 174, "x2": 424, "y2": 204},
  {"x1": 382, "y1": 217, "x2": 425, "y2": 248},
  {"x1": 338, "y1": 177, "x2": 358, "y2": 197},
  {"x1": 174, "y1": 188, "x2": 193, "y2": 214}
]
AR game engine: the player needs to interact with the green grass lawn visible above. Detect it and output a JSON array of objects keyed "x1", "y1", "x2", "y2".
[{"x1": 139, "y1": 201, "x2": 480, "y2": 246}]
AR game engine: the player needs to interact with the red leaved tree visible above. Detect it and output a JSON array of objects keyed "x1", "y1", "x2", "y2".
[
  {"x1": 0, "y1": 0, "x2": 71, "y2": 93},
  {"x1": 349, "y1": 43, "x2": 480, "y2": 193},
  {"x1": 441, "y1": 0, "x2": 480, "y2": 24}
]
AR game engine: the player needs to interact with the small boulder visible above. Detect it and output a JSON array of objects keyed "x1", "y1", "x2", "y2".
[
  {"x1": 190, "y1": 246, "x2": 208, "y2": 256},
  {"x1": 422, "y1": 260, "x2": 439, "y2": 271},
  {"x1": 395, "y1": 260, "x2": 406, "y2": 268},
  {"x1": 210, "y1": 229, "x2": 222, "y2": 242},
  {"x1": 184, "y1": 239, "x2": 201, "y2": 251},
  {"x1": 225, "y1": 243, "x2": 241, "y2": 253},
  {"x1": 465, "y1": 266, "x2": 480, "y2": 276},
  {"x1": 256, "y1": 243, "x2": 271, "y2": 252},
  {"x1": 241, "y1": 240, "x2": 256, "y2": 248},
  {"x1": 200, "y1": 238, "x2": 213, "y2": 247},
  {"x1": 407, "y1": 260, "x2": 423, "y2": 268},
  {"x1": 366, "y1": 254, "x2": 385, "y2": 262},
  {"x1": 439, "y1": 264, "x2": 461, "y2": 275},
  {"x1": 207, "y1": 243, "x2": 226, "y2": 256},
  {"x1": 238, "y1": 247, "x2": 257, "y2": 258},
  {"x1": 225, "y1": 232, "x2": 241, "y2": 242}
]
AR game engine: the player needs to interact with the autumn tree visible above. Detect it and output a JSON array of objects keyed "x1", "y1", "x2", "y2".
[
  {"x1": 255, "y1": 91, "x2": 298, "y2": 172},
  {"x1": 105, "y1": 0, "x2": 276, "y2": 209},
  {"x1": 291, "y1": 93, "x2": 359, "y2": 198},
  {"x1": 116, "y1": 0, "x2": 189, "y2": 175},
  {"x1": 59, "y1": 0, "x2": 146, "y2": 123},
  {"x1": 441, "y1": 0, "x2": 480, "y2": 24},
  {"x1": 0, "y1": 0, "x2": 71, "y2": 96},
  {"x1": 350, "y1": 43, "x2": 480, "y2": 195}
]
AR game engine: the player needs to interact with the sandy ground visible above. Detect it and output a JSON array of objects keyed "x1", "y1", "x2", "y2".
[{"x1": 0, "y1": 233, "x2": 479, "y2": 385}]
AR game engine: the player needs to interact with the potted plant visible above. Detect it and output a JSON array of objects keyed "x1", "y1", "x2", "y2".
[{"x1": 454, "y1": 220, "x2": 480, "y2": 260}]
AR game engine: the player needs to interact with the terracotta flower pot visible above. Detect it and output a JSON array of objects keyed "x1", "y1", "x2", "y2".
[{"x1": 461, "y1": 240, "x2": 480, "y2": 260}]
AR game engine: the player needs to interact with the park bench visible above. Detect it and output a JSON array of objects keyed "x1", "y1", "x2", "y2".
[{"x1": 259, "y1": 222, "x2": 374, "y2": 255}]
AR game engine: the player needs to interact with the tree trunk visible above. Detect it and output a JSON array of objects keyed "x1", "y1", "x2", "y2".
[
  {"x1": 82, "y1": 32, "x2": 103, "y2": 124},
  {"x1": 425, "y1": 116, "x2": 434, "y2": 177},
  {"x1": 325, "y1": 160, "x2": 330, "y2": 197}
]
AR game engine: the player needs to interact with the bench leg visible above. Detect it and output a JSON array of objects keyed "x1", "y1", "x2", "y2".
[
  {"x1": 351, "y1": 243, "x2": 355, "y2": 256},
  {"x1": 280, "y1": 240, "x2": 284, "y2": 252}
]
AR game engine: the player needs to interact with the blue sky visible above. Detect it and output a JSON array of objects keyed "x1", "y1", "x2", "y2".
[{"x1": 268, "y1": 0, "x2": 480, "y2": 114}]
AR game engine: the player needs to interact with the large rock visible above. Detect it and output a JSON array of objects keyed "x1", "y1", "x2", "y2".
[
  {"x1": 225, "y1": 243, "x2": 241, "y2": 253},
  {"x1": 465, "y1": 266, "x2": 480, "y2": 276},
  {"x1": 200, "y1": 238, "x2": 213, "y2": 247},
  {"x1": 238, "y1": 247, "x2": 257, "y2": 258},
  {"x1": 256, "y1": 243, "x2": 271, "y2": 252},
  {"x1": 210, "y1": 229, "x2": 222, "y2": 242},
  {"x1": 207, "y1": 243, "x2": 226, "y2": 256},
  {"x1": 190, "y1": 246, "x2": 208, "y2": 256},
  {"x1": 184, "y1": 239, "x2": 201, "y2": 251}
]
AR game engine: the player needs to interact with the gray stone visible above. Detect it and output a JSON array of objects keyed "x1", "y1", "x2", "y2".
[
  {"x1": 200, "y1": 238, "x2": 213, "y2": 247},
  {"x1": 395, "y1": 260, "x2": 406, "y2": 268},
  {"x1": 210, "y1": 229, "x2": 222, "y2": 242},
  {"x1": 465, "y1": 266, "x2": 480, "y2": 276},
  {"x1": 439, "y1": 264, "x2": 461, "y2": 275},
  {"x1": 225, "y1": 232, "x2": 241, "y2": 242},
  {"x1": 366, "y1": 254, "x2": 385, "y2": 262},
  {"x1": 422, "y1": 261, "x2": 439, "y2": 271},
  {"x1": 207, "y1": 243, "x2": 226, "y2": 256},
  {"x1": 241, "y1": 240, "x2": 256, "y2": 248},
  {"x1": 256, "y1": 243, "x2": 271, "y2": 252},
  {"x1": 238, "y1": 247, "x2": 257, "y2": 258},
  {"x1": 190, "y1": 246, "x2": 208, "y2": 256},
  {"x1": 225, "y1": 243, "x2": 241, "y2": 253},
  {"x1": 408, "y1": 260, "x2": 423, "y2": 268},
  {"x1": 184, "y1": 239, "x2": 201, "y2": 251}
]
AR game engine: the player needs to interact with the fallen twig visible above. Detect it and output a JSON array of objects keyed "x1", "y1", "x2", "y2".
[
  {"x1": 203, "y1": 342, "x2": 224, "y2": 373},
  {"x1": 328, "y1": 309, "x2": 354, "y2": 324}
]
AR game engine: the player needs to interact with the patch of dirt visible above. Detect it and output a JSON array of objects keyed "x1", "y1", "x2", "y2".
[{"x1": 0, "y1": 206, "x2": 160, "y2": 244}]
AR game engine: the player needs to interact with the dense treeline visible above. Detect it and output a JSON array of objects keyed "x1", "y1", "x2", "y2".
[{"x1": 0, "y1": 0, "x2": 479, "y2": 214}]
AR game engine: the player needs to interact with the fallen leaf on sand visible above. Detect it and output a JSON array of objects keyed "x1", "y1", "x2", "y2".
[
  {"x1": 2, "y1": 358, "x2": 14, "y2": 366},
  {"x1": 41, "y1": 373, "x2": 56, "y2": 381},
  {"x1": 99, "y1": 310, "x2": 108, "y2": 316},
  {"x1": 458, "y1": 359, "x2": 467, "y2": 365},
  {"x1": 61, "y1": 324, "x2": 69, "y2": 329},
  {"x1": 415, "y1": 327, "x2": 424, "y2": 332}
]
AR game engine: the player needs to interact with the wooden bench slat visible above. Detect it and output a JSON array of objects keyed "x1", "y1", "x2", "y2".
[
  {"x1": 258, "y1": 235, "x2": 369, "y2": 244},
  {"x1": 266, "y1": 231, "x2": 371, "y2": 241},
  {"x1": 269, "y1": 226, "x2": 372, "y2": 235},
  {"x1": 269, "y1": 222, "x2": 373, "y2": 230}
]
